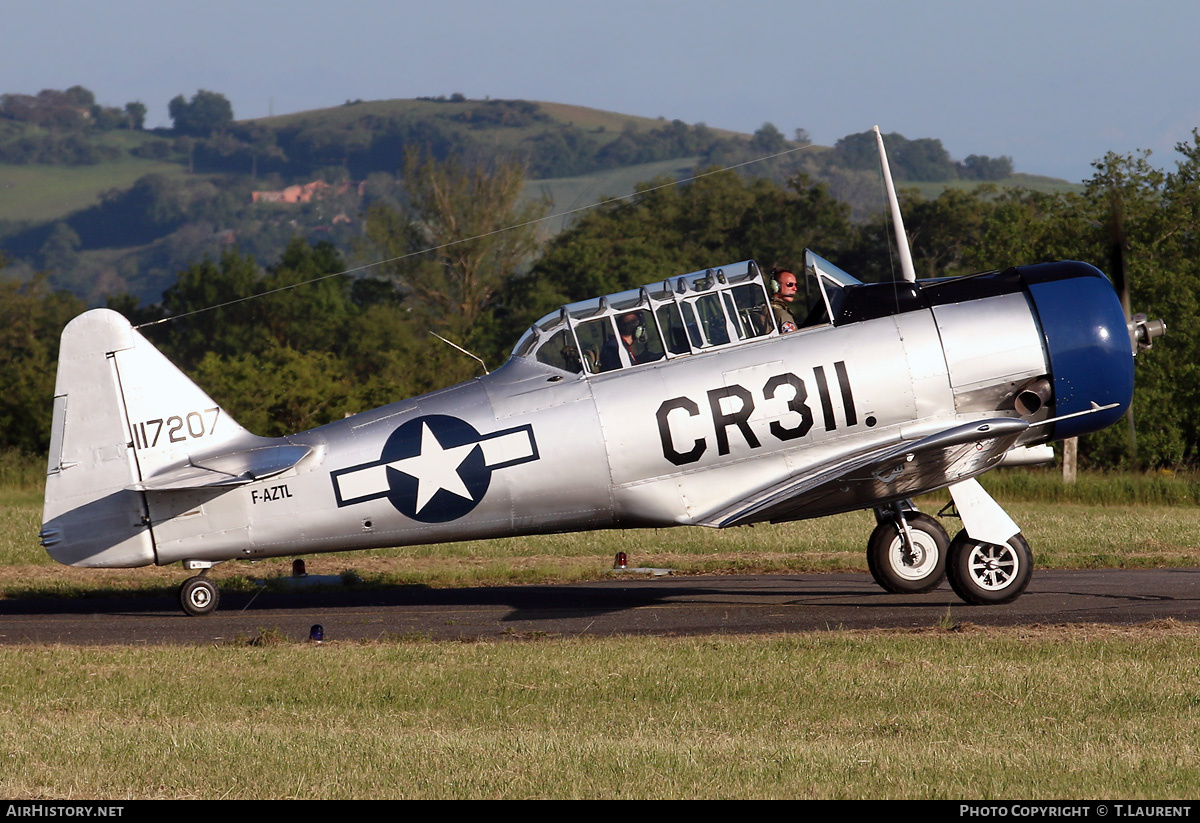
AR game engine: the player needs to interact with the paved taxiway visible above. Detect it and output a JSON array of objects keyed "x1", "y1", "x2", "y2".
[{"x1": 1, "y1": 569, "x2": 1197, "y2": 644}]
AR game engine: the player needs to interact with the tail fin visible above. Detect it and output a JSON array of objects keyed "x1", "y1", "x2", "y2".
[{"x1": 41, "y1": 309, "x2": 252, "y2": 567}]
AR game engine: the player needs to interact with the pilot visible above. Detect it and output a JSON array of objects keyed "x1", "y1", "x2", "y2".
[
  {"x1": 600, "y1": 312, "x2": 648, "y2": 371},
  {"x1": 770, "y1": 268, "x2": 799, "y2": 333}
]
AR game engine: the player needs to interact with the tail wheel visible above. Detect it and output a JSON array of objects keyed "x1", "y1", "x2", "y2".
[
  {"x1": 946, "y1": 531, "x2": 1033, "y2": 605},
  {"x1": 867, "y1": 512, "x2": 948, "y2": 594},
  {"x1": 180, "y1": 575, "x2": 220, "y2": 616}
]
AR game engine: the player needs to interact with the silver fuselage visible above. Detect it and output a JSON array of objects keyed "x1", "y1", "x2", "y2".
[
  {"x1": 41, "y1": 256, "x2": 1135, "y2": 570},
  {"x1": 144, "y1": 292, "x2": 1046, "y2": 565}
]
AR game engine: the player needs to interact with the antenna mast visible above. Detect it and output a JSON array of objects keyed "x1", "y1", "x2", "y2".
[
  {"x1": 428, "y1": 331, "x2": 490, "y2": 376},
  {"x1": 874, "y1": 126, "x2": 916, "y2": 283}
]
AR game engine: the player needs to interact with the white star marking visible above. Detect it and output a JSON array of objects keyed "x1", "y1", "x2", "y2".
[
  {"x1": 332, "y1": 422, "x2": 537, "y2": 517},
  {"x1": 385, "y1": 422, "x2": 477, "y2": 514}
]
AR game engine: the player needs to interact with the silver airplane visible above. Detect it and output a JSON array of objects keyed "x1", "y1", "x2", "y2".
[{"x1": 38, "y1": 134, "x2": 1165, "y2": 616}]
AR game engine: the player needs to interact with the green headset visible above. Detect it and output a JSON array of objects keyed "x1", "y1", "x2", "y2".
[{"x1": 769, "y1": 268, "x2": 794, "y2": 295}]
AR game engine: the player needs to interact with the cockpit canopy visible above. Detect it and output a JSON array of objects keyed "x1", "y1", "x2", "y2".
[{"x1": 511, "y1": 252, "x2": 864, "y2": 375}]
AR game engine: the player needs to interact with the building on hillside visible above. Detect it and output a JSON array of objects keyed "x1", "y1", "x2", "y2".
[{"x1": 251, "y1": 180, "x2": 365, "y2": 204}]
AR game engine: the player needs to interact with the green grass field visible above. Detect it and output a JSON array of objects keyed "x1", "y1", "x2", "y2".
[
  {"x1": 3, "y1": 626, "x2": 1200, "y2": 798},
  {"x1": 7, "y1": 460, "x2": 1200, "y2": 798}
]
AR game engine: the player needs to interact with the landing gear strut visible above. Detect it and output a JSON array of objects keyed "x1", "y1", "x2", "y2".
[{"x1": 867, "y1": 503, "x2": 949, "y2": 594}]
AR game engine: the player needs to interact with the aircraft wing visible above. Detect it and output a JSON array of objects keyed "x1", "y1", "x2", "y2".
[
  {"x1": 128, "y1": 444, "x2": 313, "y2": 492},
  {"x1": 702, "y1": 418, "x2": 1028, "y2": 528}
]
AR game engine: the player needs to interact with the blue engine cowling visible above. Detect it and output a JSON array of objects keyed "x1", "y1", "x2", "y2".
[{"x1": 1019, "y1": 261, "x2": 1134, "y2": 440}]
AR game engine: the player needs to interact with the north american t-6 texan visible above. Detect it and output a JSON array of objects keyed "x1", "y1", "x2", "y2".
[{"x1": 39, "y1": 129, "x2": 1165, "y2": 615}]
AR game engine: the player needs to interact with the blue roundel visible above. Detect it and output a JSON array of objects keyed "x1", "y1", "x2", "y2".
[
  {"x1": 1021, "y1": 262, "x2": 1133, "y2": 440},
  {"x1": 331, "y1": 415, "x2": 540, "y2": 524},
  {"x1": 380, "y1": 415, "x2": 490, "y2": 523}
]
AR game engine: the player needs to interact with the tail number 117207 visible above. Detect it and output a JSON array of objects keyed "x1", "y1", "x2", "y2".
[{"x1": 132, "y1": 408, "x2": 220, "y2": 450}]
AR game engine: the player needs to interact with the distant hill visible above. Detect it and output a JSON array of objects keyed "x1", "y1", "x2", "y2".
[
  {"x1": 0, "y1": 91, "x2": 1076, "y2": 305},
  {"x1": 903, "y1": 173, "x2": 1085, "y2": 200}
]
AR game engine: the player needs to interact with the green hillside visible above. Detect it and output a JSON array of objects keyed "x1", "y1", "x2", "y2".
[
  {"x1": 0, "y1": 155, "x2": 185, "y2": 222},
  {"x1": 521, "y1": 156, "x2": 700, "y2": 235},
  {"x1": 0, "y1": 89, "x2": 1060, "y2": 305}
]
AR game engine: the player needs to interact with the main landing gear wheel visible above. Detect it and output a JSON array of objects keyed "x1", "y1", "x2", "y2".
[
  {"x1": 946, "y1": 531, "x2": 1033, "y2": 605},
  {"x1": 867, "y1": 512, "x2": 948, "y2": 594},
  {"x1": 180, "y1": 575, "x2": 220, "y2": 616}
]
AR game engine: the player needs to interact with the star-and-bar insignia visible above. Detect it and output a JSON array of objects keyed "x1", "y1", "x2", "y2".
[{"x1": 331, "y1": 415, "x2": 538, "y2": 523}]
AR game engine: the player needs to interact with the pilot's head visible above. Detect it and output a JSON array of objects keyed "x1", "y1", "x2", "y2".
[
  {"x1": 618, "y1": 312, "x2": 642, "y2": 340},
  {"x1": 772, "y1": 268, "x2": 799, "y2": 303}
]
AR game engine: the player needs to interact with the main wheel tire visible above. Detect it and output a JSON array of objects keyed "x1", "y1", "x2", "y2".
[
  {"x1": 867, "y1": 512, "x2": 949, "y2": 594},
  {"x1": 946, "y1": 531, "x2": 1033, "y2": 605},
  {"x1": 180, "y1": 576, "x2": 220, "y2": 616}
]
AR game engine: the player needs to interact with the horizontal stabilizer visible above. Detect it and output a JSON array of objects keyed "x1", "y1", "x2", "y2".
[{"x1": 128, "y1": 444, "x2": 313, "y2": 492}]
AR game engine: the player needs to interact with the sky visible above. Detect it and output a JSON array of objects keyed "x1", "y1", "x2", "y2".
[{"x1": 4, "y1": 0, "x2": 1199, "y2": 182}]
